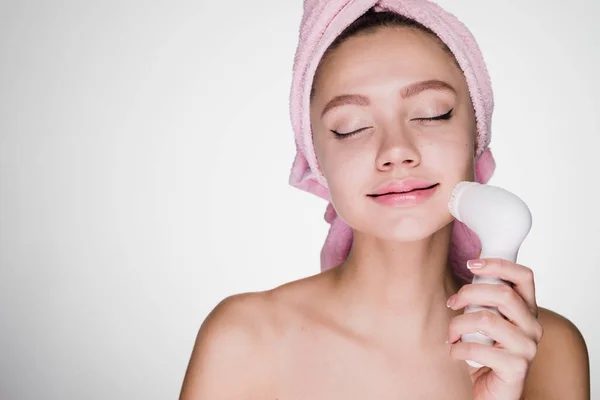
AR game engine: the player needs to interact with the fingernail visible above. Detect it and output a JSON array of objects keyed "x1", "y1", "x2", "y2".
[
  {"x1": 446, "y1": 295, "x2": 456, "y2": 308},
  {"x1": 467, "y1": 259, "x2": 485, "y2": 269},
  {"x1": 446, "y1": 336, "x2": 459, "y2": 344}
]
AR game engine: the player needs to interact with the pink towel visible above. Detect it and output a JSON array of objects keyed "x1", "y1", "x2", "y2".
[{"x1": 288, "y1": 0, "x2": 496, "y2": 283}]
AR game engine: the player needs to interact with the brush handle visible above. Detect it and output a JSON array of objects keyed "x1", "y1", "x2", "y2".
[
  {"x1": 461, "y1": 274, "x2": 509, "y2": 368},
  {"x1": 447, "y1": 182, "x2": 532, "y2": 369}
]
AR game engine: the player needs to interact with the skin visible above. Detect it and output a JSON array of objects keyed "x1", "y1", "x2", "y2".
[{"x1": 180, "y1": 27, "x2": 590, "y2": 399}]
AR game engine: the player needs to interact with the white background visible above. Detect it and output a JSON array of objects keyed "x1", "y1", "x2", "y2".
[{"x1": 1, "y1": 0, "x2": 598, "y2": 398}]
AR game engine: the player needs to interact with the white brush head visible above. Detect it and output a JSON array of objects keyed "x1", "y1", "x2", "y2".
[
  {"x1": 448, "y1": 181, "x2": 480, "y2": 221},
  {"x1": 447, "y1": 181, "x2": 532, "y2": 261}
]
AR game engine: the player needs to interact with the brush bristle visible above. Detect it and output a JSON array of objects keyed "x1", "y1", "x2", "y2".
[{"x1": 448, "y1": 181, "x2": 478, "y2": 220}]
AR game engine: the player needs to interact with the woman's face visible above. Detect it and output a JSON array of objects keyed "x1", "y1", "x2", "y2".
[{"x1": 310, "y1": 26, "x2": 477, "y2": 242}]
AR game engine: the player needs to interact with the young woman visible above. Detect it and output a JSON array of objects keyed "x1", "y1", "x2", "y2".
[{"x1": 180, "y1": 3, "x2": 590, "y2": 399}]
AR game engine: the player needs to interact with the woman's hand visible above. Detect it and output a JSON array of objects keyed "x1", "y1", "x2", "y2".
[{"x1": 446, "y1": 258, "x2": 544, "y2": 400}]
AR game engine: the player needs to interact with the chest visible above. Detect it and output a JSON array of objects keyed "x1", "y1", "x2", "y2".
[{"x1": 270, "y1": 339, "x2": 474, "y2": 399}]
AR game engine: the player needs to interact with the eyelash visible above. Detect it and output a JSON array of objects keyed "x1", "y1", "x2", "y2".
[
  {"x1": 330, "y1": 108, "x2": 454, "y2": 139},
  {"x1": 413, "y1": 108, "x2": 454, "y2": 122}
]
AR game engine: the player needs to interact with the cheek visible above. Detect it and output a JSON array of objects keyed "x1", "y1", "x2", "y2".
[
  {"x1": 414, "y1": 144, "x2": 473, "y2": 186},
  {"x1": 320, "y1": 144, "x2": 368, "y2": 191},
  {"x1": 315, "y1": 140, "x2": 373, "y2": 213},
  {"x1": 422, "y1": 125, "x2": 475, "y2": 168}
]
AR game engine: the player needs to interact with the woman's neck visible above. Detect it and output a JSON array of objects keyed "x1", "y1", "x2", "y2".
[{"x1": 329, "y1": 224, "x2": 464, "y2": 349}]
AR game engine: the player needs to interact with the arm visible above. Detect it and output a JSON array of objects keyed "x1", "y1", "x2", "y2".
[
  {"x1": 523, "y1": 307, "x2": 590, "y2": 400},
  {"x1": 179, "y1": 293, "x2": 272, "y2": 400}
]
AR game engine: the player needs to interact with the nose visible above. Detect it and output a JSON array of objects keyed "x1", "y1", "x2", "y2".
[{"x1": 375, "y1": 126, "x2": 421, "y2": 172}]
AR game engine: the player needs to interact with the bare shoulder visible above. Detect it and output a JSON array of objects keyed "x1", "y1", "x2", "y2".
[
  {"x1": 524, "y1": 306, "x2": 590, "y2": 399},
  {"x1": 179, "y1": 290, "x2": 280, "y2": 399},
  {"x1": 179, "y1": 273, "x2": 327, "y2": 399}
]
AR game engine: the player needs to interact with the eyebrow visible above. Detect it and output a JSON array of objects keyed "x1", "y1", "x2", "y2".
[{"x1": 320, "y1": 79, "x2": 456, "y2": 118}]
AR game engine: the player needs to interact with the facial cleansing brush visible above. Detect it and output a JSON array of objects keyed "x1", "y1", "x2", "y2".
[{"x1": 448, "y1": 181, "x2": 533, "y2": 368}]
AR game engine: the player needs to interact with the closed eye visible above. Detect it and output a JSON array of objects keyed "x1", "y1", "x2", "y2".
[
  {"x1": 412, "y1": 108, "x2": 453, "y2": 122},
  {"x1": 330, "y1": 126, "x2": 371, "y2": 139}
]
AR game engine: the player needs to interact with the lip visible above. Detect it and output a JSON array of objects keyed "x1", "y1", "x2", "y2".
[
  {"x1": 368, "y1": 184, "x2": 439, "y2": 207},
  {"x1": 368, "y1": 179, "x2": 439, "y2": 207},
  {"x1": 369, "y1": 178, "x2": 439, "y2": 196}
]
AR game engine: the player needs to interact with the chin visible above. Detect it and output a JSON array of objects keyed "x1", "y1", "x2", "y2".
[
  {"x1": 383, "y1": 219, "x2": 449, "y2": 242},
  {"x1": 353, "y1": 211, "x2": 454, "y2": 243}
]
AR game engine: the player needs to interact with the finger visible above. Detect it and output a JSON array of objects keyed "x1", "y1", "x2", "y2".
[
  {"x1": 448, "y1": 283, "x2": 543, "y2": 343},
  {"x1": 467, "y1": 258, "x2": 538, "y2": 316},
  {"x1": 447, "y1": 310, "x2": 538, "y2": 361},
  {"x1": 450, "y1": 341, "x2": 531, "y2": 385}
]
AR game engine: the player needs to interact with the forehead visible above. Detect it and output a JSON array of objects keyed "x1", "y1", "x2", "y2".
[{"x1": 313, "y1": 27, "x2": 466, "y2": 98}]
